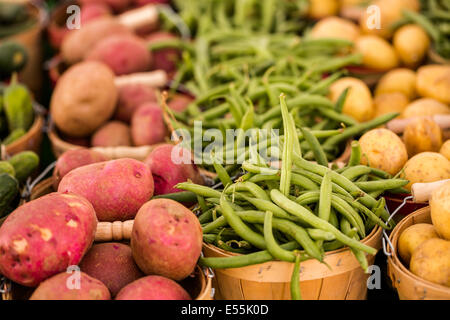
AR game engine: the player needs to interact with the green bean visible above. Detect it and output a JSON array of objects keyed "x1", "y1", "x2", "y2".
[
  {"x1": 242, "y1": 161, "x2": 279, "y2": 175},
  {"x1": 329, "y1": 209, "x2": 339, "y2": 229},
  {"x1": 293, "y1": 168, "x2": 350, "y2": 197},
  {"x1": 203, "y1": 215, "x2": 227, "y2": 233},
  {"x1": 280, "y1": 93, "x2": 294, "y2": 195},
  {"x1": 334, "y1": 87, "x2": 349, "y2": 113},
  {"x1": 264, "y1": 211, "x2": 297, "y2": 262},
  {"x1": 236, "y1": 210, "x2": 322, "y2": 261},
  {"x1": 197, "y1": 194, "x2": 208, "y2": 212},
  {"x1": 300, "y1": 127, "x2": 328, "y2": 166},
  {"x1": 212, "y1": 155, "x2": 233, "y2": 187},
  {"x1": 152, "y1": 191, "x2": 198, "y2": 203},
  {"x1": 318, "y1": 108, "x2": 358, "y2": 126},
  {"x1": 225, "y1": 181, "x2": 271, "y2": 201},
  {"x1": 403, "y1": 10, "x2": 441, "y2": 42},
  {"x1": 270, "y1": 189, "x2": 376, "y2": 255},
  {"x1": 347, "y1": 141, "x2": 362, "y2": 167},
  {"x1": 238, "y1": 194, "x2": 300, "y2": 222},
  {"x1": 290, "y1": 253, "x2": 302, "y2": 300},
  {"x1": 199, "y1": 241, "x2": 307, "y2": 269},
  {"x1": 307, "y1": 229, "x2": 335, "y2": 241},
  {"x1": 318, "y1": 170, "x2": 332, "y2": 221},
  {"x1": 341, "y1": 218, "x2": 368, "y2": 273},
  {"x1": 341, "y1": 165, "x2": 372, "y2": 181},
  {"x1": 176, "y1": 182, "x2": 222, "y2": 198},
  {"x1": 354, "y1": 179, "x2": 409, "y2": 193},
  {"x1": 198, "y1": 208, "x2": 214, "y2": 224},
  {"x1": 220, "y1": 193, "x2": 267, "y2": 250}
]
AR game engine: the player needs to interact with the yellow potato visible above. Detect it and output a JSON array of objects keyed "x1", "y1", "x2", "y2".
[
  {"x1": 400, "y1": 152, "x2": 450, "y2": 190},
  {"x1": 402, "y1": 98, "x2": 450, "y2": 119},
  {"x1": 393, "y1": 24, "x2": 430, "y2": 68},
  {"x1": 374, "y1": 92, "x2": 409, "y2": 117},
  {"x1": 359, "y1": 128, "x2": 408, "y2": 176},
  {"x1": 329, "y1": 77, "x2": 374, "y2": 122},
  {"x1": 416, "y1": 65, "x2": 450, "y2": 105},
  {"x1": 310, "y1": 16, "x2": 360, "y2": 42},
  {"x1": 307, "y1": 0, "x2": 339, "y2": 19},
  {"x1": 410, "y1": 238, "x2": 450, "y2": 287},
  {"x1": 440, "y1": 140, "x2": 450, "y2": 161},
  {"x1": 430, "y1": 180, "x2": 450, "y2": 240},
  {"x1": 355, "y1": 35, "x2": 399, "y2": 71},
  {"x1": 375, "y1": 68, "x2": 417, "y2": 100},
  {"x1": 359, "y1": 0, "x2": 420, "y2": 39},
  {"x1": 398, "y1": 223, "x2": 439, "y2": 266},
  {"x1": 403, "y1": 117, "x2": 443, "y2": 157}
]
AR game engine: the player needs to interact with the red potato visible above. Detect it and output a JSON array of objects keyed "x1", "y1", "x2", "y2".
[
  {"x1": 86, "y1": 34, "x2": 152, "y2": 76},
  {"x1": 144, "y1": 144, "x2": 204, "y2": 196},
  {"x1": 58, "y1": 158, "x2": 154, "y2": 222},
  {"x1": 91, "y1": 121, "x2": 132, "y2": 147},
  {"x1": 0, "y1": 193, "x2": 98, "y2": 287},
  {"x1": 147, "y1": 32, "x2": 180, "y2": 74},
  {"x1": 115, "y1": 275, "x2": 191, "y2": 300},
  {"x1": 114, "y1": 83, "x2": 158, "y2": 123},
  {"x1": 80, "y1": 3, "x2": 112, "y2": 24},
  {"x1": 131, "y1": 199, "x2": 203, "y2": 281},
  {"x1": 53, "y1": 148, "x2": 109, "y2": 190},
  {"x1": 131, "y1": 102, "x2": 168, "y2": 146},
  {"x1": 168, "y1": 94, "x2": 194, "y2": 113},
  {"x1": 134, "y1": 0, "x2": 170, "y2": 6},
  {"x1": 79, "y1": 0, "x2": 132, "y2": 13},
  {"x1": 30, "y1": 271, "x2": 111, "y2": 300},
  {"x1": 61, "y1": 16, "x2": 132, "y2": 64},
  {"x1": 79, "y1": 242, "x2": 143, "y2": 297}
]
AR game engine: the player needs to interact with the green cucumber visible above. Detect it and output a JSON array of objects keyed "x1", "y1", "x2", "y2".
[
  {"x1": 3, "y1": 83, "x2": 34, "y2": 132},
  {"x1": 0, "y1": 41, "x2": 29, "y2": 76},
  {"x1": 2, "y1": 128, "x2": 25, "y2": 145},
  {"x1": 7, "y1": 150, "x2": 39, "y2": 183},
  {"x1": 0, "y1": 161, "x2": 15, "y2": 176},
  {"x1": 0, "y1": 173, "x2": 19, "y2": 218}
]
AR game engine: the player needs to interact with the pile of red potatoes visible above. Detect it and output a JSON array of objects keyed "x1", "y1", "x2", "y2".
[
  {"x1": 48, "y1": 0, "x2": 193, "y2": 148},
  {"x1": 0, "y1": 145, "x2": 206, "y2": 300}
]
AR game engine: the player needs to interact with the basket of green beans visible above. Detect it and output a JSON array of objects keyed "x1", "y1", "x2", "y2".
[{"x1": 171, "y1": 94, "x2": 408, "y2": 300}]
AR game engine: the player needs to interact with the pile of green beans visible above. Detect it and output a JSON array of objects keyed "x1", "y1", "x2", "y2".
[{"x1": 174, "y1": 95, "x2": 408, "y2": 300}]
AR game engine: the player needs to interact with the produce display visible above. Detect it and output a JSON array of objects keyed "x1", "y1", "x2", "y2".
[{"x1": 0, "y1": 0, "x2": 449, "y2": 304}]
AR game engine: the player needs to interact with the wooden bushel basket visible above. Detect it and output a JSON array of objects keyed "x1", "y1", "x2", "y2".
[
  {"x1": 1, "y1": 177, "x2": 213, "y2": 300},
  {"x1": 4, "y1": 112, "x2": 44, "y2": 157},
  {"x1": 386, "y1": 206, "x2": 450, "y2": 300},
  {"x1": 203, "y1": 225, "x2": 382, "y2": 300}
]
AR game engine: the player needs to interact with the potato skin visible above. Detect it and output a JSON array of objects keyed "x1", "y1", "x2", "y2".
[
  {"x1": 131, "y1": 199, "x2": 203, "y2": 281},
  {"x1": 0, "y1": 192, "x2": 98, "y2": 287},
  {"x1": 440, "y1": 140, "x2": 450, "y2": 161},
  {"x1": 79, "y1": 242, "x2": 143, "y2": 297},
  {"x1": 359, "y1": 128, "x2": 408, "y2": 176},
  {"x1": 147, "y1": 32, "x2": 180, "y2": 74},
  {"x1": 402, "y1": 98, "x2": 450, "y2": 119},
  {"x1": 52, "y1": 148, "x2": 108, "y2": 190},
  {"x1": 144, "y1": 144, "x2": 204, "y2": 196},
  {"x1": 114, "y1": 84, "x2": 157, "y2": 123},
  {"x1": 30, "y1": 271, "x2": 111, "y2": 300},
  {"x1": 374, "y1": 92, "x2": 409, "y2": 117},
  {"x1": 329, "y1": 77, "x2": 374, "y2": 122},
  {"x1": 50, "y1": 61, "x2": 118, "y2": 138},
  {"x1": 131, "y1": 102, "x2": 168, "y2": 146},
  {"x1": 375, "y1": 68, "x2": 417, "y2": 100},
  {"x1": 398, "y1": 223, "x2": 439, "y2": 266},
  {"x1": 61, "y1": 16, "x2": 130, "y2": 64},
  {"x1": 355, "y1": 35, "x2": 399, "y2": 71},
  {"x1": 410, "y1": 238, "x2": 450, "y2": 287},
  {"x1": 58, "y1": 158, "x2": 154, "y2": 221},
  {"x1": 86, "y1": 35, "x2": 152, "y2": 75},
  {"x1": 416, "y1": 65, "x2": 450, "y2": 105},
  {"x1": 310, "y1": 16, "x2": 360, "y2": 41},
  {"x1": 168, "y1": 94, "x2": 194, "y2": 113},
  {"x1": 307, "y1": 0, "x2": 339, "y2": 19},
  {"x1": 403, "y1": 118, "x2": 443, "y2": 157},
  {"x1": 401, "y1": 152, "x2": 450, "y2": 190},
  {"x1": 393, "y1": 24, "x2": 429, "y2": 68},
  {"x1": 91, "y1": 121, "x2": 132, "y2": 147},
  {"x1": 115, "y1": 275, "x2": 191, "y2": 300},
  {"x1": 430, "y1": 181, "x2": 450, "y2": 240}
]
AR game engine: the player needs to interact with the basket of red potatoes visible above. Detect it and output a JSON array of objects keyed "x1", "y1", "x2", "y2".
[{"x1": 0, "y1": 144, "x2": 213, "y2": 300}]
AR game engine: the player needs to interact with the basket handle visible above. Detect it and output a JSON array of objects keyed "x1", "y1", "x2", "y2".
[
  {"x1": 411, "y1": 179, "x2": 450, "y2": 203},
  {"x1": 95, "y1": 220, "x2": 134, "y2": 242},
  {"x1": 386, "y1": 114, "x2": 450, "y2": 134},
  {"x1": 114, "y1": 70, "x2": 168, "y2": 89},
  {"x1": 117, "y1": 4, "x2": 158, "y2": 31}
]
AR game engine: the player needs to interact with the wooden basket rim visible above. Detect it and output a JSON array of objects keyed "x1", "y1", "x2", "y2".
[
  {"x1": 387, "y1": 206, "x2": 450, "y2": 296},
  {"x1": 4, "y1": 113, "x2": 44, "y2": 155}
]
